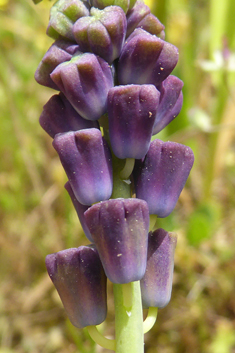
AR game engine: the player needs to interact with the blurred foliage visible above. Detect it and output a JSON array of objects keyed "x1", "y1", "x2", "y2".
[{"x1": 1, "y1": 0, "x2": 235, "y2": 352}]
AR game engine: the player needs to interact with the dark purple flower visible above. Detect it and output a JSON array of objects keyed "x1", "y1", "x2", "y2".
[
  {"x1": 134, "y1": 139, "x2": 194, "y2": 217},
  {"x1": 39, "y1": 93, "x2": 99, "y2": 138},
  {"x1": 152, "y1": 76, "x2": 183, "y2": 135},
  {"x1": 45, "y1": 246, "x2": 107, "y2": 328},
  {"x1": 53, "y1": 129, "x2": 113, "y2": 205},
  {"x1": 73, "y1": 6, "x2": 127, "y2": 64},
  {"x1": 64, "y1": 181, "x2": 93, "y2": 242},
  {"x1": 107, "y1": 84, "x2": 160, "y2": 159},
  {"x1": 50, "y1": 52, "x2": 114, "y2": 120},
  {"x1": 84, "y1": 198, "x2": 149, "y2": 283},
  {"x1": 34, "y1": 40, "x2": 79, "y2": 90},
  {"x1": 118, "y1": 28, "x2": 178, "y2": 87},
  {"x1": 47, "y1": 0, "x2": 90, "y2": 41},
  {"x1": 140, "y1": 228, "x2": 177, "y2": 308},
  {"x1": 126, "y1": 0, "x2": 165, "y2": 38},
  {"x1": 90, "y1": 0, "x2": 137, "y2": 14}
]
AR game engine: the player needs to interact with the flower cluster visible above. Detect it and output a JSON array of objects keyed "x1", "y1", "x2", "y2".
[{"x1": 36, "y1": 0, "x2": 194, "y2": 337}]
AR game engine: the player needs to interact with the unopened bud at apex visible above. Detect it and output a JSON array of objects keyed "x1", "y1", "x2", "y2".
[
  {"x1": 47, "y1": 0, "x2": 90, "y2": 41},
  {"x1": 73, "y1": 6, "x2": 127, "y2": 64},
  {"x1": 90, "y1": 0, "x2": 137, "y2": 14}
]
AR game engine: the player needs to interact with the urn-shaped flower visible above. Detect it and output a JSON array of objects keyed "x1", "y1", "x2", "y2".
[
  {"x1": 84, "y1": 198, "x2": 149, "y2": 283},
  {"x1": 45, "y1": 246, "x2": 107, "y2": 328},
  {"x1": 40, "y1": 93, "x2": 98, "y2": 138},
  {"x1": 134, "y1": 139, "x2": 194, "y2": 217},
  {"x1": 53, "y1": 129, "x2": 113, "y2": 205},
  {"x1": 140, "y1": 228, "x2": 177, "y2": 308},
  {"x1": 107, "y1": 84, "x2": 160, "y2": 159},
  {"x1": 50, "y1": 52, "x2": 114, "y2": 120}
]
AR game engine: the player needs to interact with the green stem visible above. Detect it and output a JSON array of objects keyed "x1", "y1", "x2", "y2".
[
  {"x1": 143, "y1": 307, "x2": 158, "y2": 334},
  {"x1": 119, "y1": 158, "x2": 135, "y2": 180},
  {"x1": 113, "y1": 281, "x2": 144, "y2": 353},
  {"x1": 86, "y1": 326, "x2": 116, "y2": 351}
]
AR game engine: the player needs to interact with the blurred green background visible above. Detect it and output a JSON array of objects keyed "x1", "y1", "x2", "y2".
[{"x1": 0, "y1": 0, "x2": 235, "y2": 352}]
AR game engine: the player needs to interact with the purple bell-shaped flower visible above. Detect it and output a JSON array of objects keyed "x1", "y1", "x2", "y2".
[
  {"x1": 39, "y1": 93, "x2": 99, "y2": 138},
  {"x1": 140, "y1": 228, "x2": 177, "y2": 308},
  {"x1": 53, "y1": 128, "x2": 113, "y2": 205},
  {"x1": 50, "y1": 52, "x2": 114, "y2": 120},
  {"x1": 107, "y1": 84, "x2": 160, "y2": 159},
  {"x1": 118, "y1": 28, "x2": 178, "y2": 87},
  {"x1": 64, "y1": 181, "x2": 93, "y2": 242},
  {"x1": 34, "y1": 40, "x2": 79, "y2": 90},
  {"x1": 126, "y1": 0, "x2": 165, "y2": 38},
  {"x1": 46, "y1": 246, "x2": 107, "y2": 328},
  {"x1": 47, "y1": 0, "x2": 90, "y2": 41},
  {"x1": 152, "y1": 75, "x2": 183, "y2": 135},
  {"x1": 73, "y1": 6, "x2": 127, "y2": 64},
  {"x1": 134, "y1": 139, "x2": 194, "y2": 217},
  {"x1": 84, "y1": 198, "x2": 149, "y2": 284}
]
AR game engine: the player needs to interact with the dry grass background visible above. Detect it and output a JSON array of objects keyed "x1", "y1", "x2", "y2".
[{"x1": 0, "y1": 0, "x2": 235, "y2": 352}]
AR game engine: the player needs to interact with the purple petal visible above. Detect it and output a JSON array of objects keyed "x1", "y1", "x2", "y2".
[
  {"x1": 39, "y1": 93, "x2": 99, "y2": 138},
  {"x1": 152, "y1": 75, "x2": 183, "y2": 135},
  {"x1": 34, "y1": 40, "x2": 79, "y2": 90},
  {"x1": 46, "y1": 246, "x2": 107, "y2": 328},
  {"x1": 64, "y1": 181, "x2": 93, "y2": 242},
  {"x1": 73, "y1": 6, "x2": 127, "y2": 64},
  {"x1": 107, "y1": 84, "x2": 160, "y2": 159},
  {"x1": 50, "y1": 52, "x2": 114, "y2": 120},
  {"x1": 84, "y1": 198, "x2": 149, "y2": 283},
  {"x1": 118, "y1": 28, "x2": 178, "y2": 87},
  {"x1": 126, "y1": 0, "x2": 165, "y2": 38},
  {"x1": 134, "y1": 139, "x2": 194, "y2": 217},
  {"x1": 140, "y1": 228, "x2": 177, "y2": 308},
  {"x1": 53, "y1": 129, "x2": 113, "y2": 205}
]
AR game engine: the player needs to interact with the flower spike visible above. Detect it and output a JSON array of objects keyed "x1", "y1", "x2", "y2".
[{"x1": 46, "y1": 246, "x2": 107, "y2": 328}]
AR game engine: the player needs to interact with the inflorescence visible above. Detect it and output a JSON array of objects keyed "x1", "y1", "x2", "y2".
[{"x1": 34, "y1": 0, "x2": 194, "y2": 350}]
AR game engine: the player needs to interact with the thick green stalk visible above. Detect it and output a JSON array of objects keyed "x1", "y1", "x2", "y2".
[
  {"x1": 113, "y1": 282, "x2": 144, "y2": 353},
  {"x1": 102, "y1": 126, "x2": 144, "y2": 353}
]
